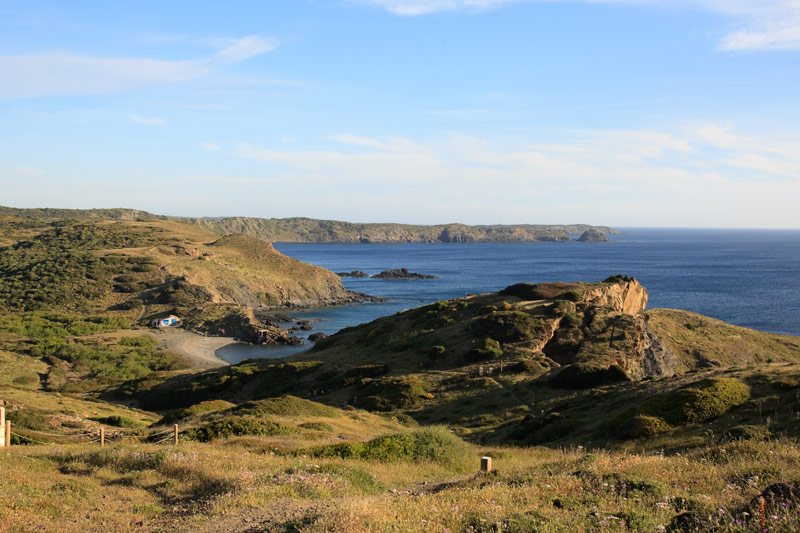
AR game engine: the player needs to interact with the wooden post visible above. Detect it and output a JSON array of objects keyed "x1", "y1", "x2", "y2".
[
  {"x1": 0, "y1": 406, "x2": 5, "y2": 447},
  {"x1": 481, "y1": 456, "x2": 492, "y2": 473},
  {"x1": 6, "y1": 420, "x2": 10, "y2": 447},
  {"x1": 173, "y1": 424, "x2": 179, "y2": 445},
  {"x1": 100, "y1": 427, "x2": 105, "y2": 447}
]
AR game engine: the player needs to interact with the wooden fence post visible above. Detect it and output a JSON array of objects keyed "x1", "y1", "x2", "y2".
[
  {"x1": 174, "y1": 424, "x2": 179, "y2": 445},
  {"x1": 6, "y1": 421, "x2": 10, "y2": 447},
  {"x1": 100, "y1": 427, "x2": 105, "y2": 447},
  {"x1": 481, "y1": 456, "x2": 492, "y2": 473},
  {"x1": 0, "y1": 406, "x2": 5, "y2": 447}
]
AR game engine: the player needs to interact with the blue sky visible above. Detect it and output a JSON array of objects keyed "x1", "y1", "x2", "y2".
[{"x1": 1, "y1": 0, "x2": 799, "y2": 228}]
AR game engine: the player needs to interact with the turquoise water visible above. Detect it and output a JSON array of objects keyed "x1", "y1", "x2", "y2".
[{"x1": 215, "y1": 228, "x2": 800, "y2": 363}]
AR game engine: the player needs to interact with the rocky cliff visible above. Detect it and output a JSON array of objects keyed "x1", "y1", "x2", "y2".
[
  {"x1": 182, "y1": 217, "x2": 618, "y2": 244},
  {"x1": 0, "y1": 206, "x2": 617, "y2": 244}
]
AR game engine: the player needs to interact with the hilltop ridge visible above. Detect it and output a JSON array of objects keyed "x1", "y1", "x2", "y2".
[{"x1": 0, "y1": 206, "x2": 616, "y2": 244}]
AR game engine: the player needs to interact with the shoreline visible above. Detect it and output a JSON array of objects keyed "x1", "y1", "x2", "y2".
[{"x1": 146, "y1": 329, "x2": 232, "y2": 369}]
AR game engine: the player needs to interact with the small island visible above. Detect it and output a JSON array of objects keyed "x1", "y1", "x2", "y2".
[
  {"x1": 576, "y1": 229, "x2": 610, "y2": 242},
  {"x1": 337, "y1": 270, "x2": 370, "y2": 277},
  {"x1": 372, "y1": 268, "x2": 439, "y2": 279}
]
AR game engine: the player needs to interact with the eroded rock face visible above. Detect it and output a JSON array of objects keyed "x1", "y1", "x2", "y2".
[{"x1": 581, "y1": 279, "x2": 648, "y2": 316}]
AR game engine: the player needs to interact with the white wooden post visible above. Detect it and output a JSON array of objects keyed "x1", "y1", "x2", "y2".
[
  {"x1": 174, "y1": 424, "x2": 179, "y2": 445},
  {"x1": 0, "y1": 406, "x2": 6, "y2": 447},
  {"x1": 100, "y1": 427, "x2": 105, "y2": 447},
  {"x1": 481, "y1": 456, "x2": 492, "y2": 473}
]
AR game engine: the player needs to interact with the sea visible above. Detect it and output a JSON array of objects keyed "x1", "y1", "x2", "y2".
[{"x1": 216, "y1": 228, "x2": 800, "y2": 364}]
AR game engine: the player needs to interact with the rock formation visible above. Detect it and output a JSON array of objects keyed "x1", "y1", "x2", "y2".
[
  {"x1": 372, "y1": 268, "x2": 439, "y2": 279},
  {"x1": 576, "y1": 229, "x2": 609, "y2": 242}
]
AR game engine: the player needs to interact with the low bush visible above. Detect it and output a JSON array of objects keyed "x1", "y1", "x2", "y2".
[
  {"x1": 94, "y1": 415, "x2": 143, "y2": 428},
  {"x1": 358, "y1": 376, "x2": 431, "y2": 411},
  {"x1": 624, "y1": 415, "x2": 671, "y2": 439},
  {"x1": 465, "y1": 337, "x2": 504, "y2": 362},
  {"x1": 157, "y1": 400, "x2": 236, "y2": 425},
  {"x1": 724, "y1": 424, "x2": 771, "y2": 441},
  {"x1": 640, "y1": 377, "x2": 750, "y2": 424},
  {"x1": 184, "y1": 417, "x2": 295, "y2": 442},
  {"x1": 549, "y1": 363, "x2": 631, "y2": 389},
  {"x1": 558, "y1": 290, "x2": 582, "y2": 302},
  {"x1": 234, "y1": 395, "x2": 339, "y2": 418},
  {"x1": 470, "y1": 311, "x2": 540, "y2": 343},
  {"x1": 298, "y1": 421, "x2": 334, "y2": 432},
  {"x1": 305, "y1": 427, "x2": 472, "y2": 470}
]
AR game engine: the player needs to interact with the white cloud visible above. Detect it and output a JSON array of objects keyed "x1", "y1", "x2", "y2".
[
  {"x1": 130, "y1": 114, "x2": 166, "y2": 126},
  {"x1": 232, "y1": 124, "x2": 800, "y2": 227},
  {"x1": 0, "y1": 35, "x2": 278, "y2": 99},
  {"x1": 201, "y1": 142, "x2": 221, "y2": 151},
  {"x1": 353, "y1": 0, "x2": 516, "y2": 15},
  {"x1": 354, "y1": 0, "x2": 800, "y2": 51}
]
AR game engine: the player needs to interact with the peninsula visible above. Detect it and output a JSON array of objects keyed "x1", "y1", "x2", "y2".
[{"x1": 0, "y1": 206, "x2": 617, "y2": 244}]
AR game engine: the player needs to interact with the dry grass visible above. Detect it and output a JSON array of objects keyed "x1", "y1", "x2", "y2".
[{"x1": 3, "y1": 436, "x2": 800, "y2": 532}]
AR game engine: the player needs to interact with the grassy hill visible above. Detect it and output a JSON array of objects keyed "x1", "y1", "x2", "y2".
[
  {"x1": 111, "y1": 278, "x2": 800, "y2": 449},
  {"x1": 2, "y1": 270, "x2": 800, "y2": 531},
  {"x1": 0, "y1": 219, "x2": 360, "y2": 338}
]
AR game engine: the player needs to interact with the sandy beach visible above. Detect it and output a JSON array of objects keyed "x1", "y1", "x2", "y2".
[{"x1": 146, "y1": 329, "x2": 232, "y2": 369}]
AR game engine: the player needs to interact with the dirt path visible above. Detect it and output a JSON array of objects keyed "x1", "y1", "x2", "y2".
[{"x1": 146, "y1": 329, "x2": 232, "y2": 369}]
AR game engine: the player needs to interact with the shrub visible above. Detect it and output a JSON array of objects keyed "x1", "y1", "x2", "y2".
[
  {"x1": 549, "y1": 363, "x2": 631, "y2": 389},
  {"x1": 465, "y1": 337, "x2": 504, "y2": 362},
  {"x1": 306, "y1": 427, "x2": 472, "y2": 471},
  {"x1": 470, "y1": 311, "x2": 540, "y2": 343},
  {"x1": 118, "y1": 336, "x2": 158, "y2": 348},
  {"x1": 184, "y1": 417, "x2": 295, "y2": 442},
  {"x1": 429, "y1": 345, "x2": 446, "y2": 358},
  {"x1": 624, "y1": 415, "x2": 671, "y2": 439},
  {"x1": 157, "y1": 400, "x2": 236, "y2": 425},
  {"x1": 500, "y1": 282, "x2": 583, "y2": 301},
  {"x1": 602, "y1": 275, "x2": 634, "y2": 284},
  {"x1": 509, "y1": 358, "x2": 544, "y2": 373},
  {"x1": 561, "y1": 312, "x2": 582, "y2": 328},
  {"x1": 724, "y1": 424, "x2": 771, "y2": 441},
  {"x1": 95, "y1": 415, "x2": 142, "y2": 428},
  {"x1": 358, "y1": 376, "x2": 430, "y2": 411},
  {"x1": 298, "y1": 421, "x2": 334, "y2": 432},
  {"x1": 641, "y1": 377, "x2": 750, "y2": 424},
  {"x1": 234, "y1": 395, "x2": 339, "y2": 418},
  {"x1": 558, "y1": 290, "x2": 582, "y2": 302}
]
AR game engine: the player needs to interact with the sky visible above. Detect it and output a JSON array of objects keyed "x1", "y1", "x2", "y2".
[{"x1": 1, "y1": 0, "x2": 799, "y2": 228}]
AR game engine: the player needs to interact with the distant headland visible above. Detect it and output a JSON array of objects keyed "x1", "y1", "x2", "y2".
[{"x1": 0, "y1": 206, "x2": 615, "y2": 244}]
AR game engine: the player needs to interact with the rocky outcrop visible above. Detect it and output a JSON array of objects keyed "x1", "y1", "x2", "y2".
[
  {"x1": 581, "y1": 278, "x2": 648, "y2": 315},
  {"x1": 337, "y1": 271, "x2": 369, "y2": 278},
  {"x1": 638, "y1": 321, "x2": 680, "y2": 378},
  {"x1": 576, "y1": 229, "x2": 609, "y2": 242},
  {"x1": 372, "y1": 268, "x2": 439, "y2": 279}
]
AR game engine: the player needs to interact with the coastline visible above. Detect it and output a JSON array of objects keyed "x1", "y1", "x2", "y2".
[{"x1": 147, "y1": 329, "x2": 232, "y2": 369}]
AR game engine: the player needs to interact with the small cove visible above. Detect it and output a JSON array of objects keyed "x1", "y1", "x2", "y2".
[{"x1": 215, "y1": 228, "x2": 800, "y2": 363}]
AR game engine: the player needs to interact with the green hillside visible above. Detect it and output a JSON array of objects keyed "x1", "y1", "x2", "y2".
[
  {"x1": 2, "y1": 275, "x2": 800, "y2": 531},
  {"x1": 0, "y1": 218, "x2": 360, "y2": 337}
]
